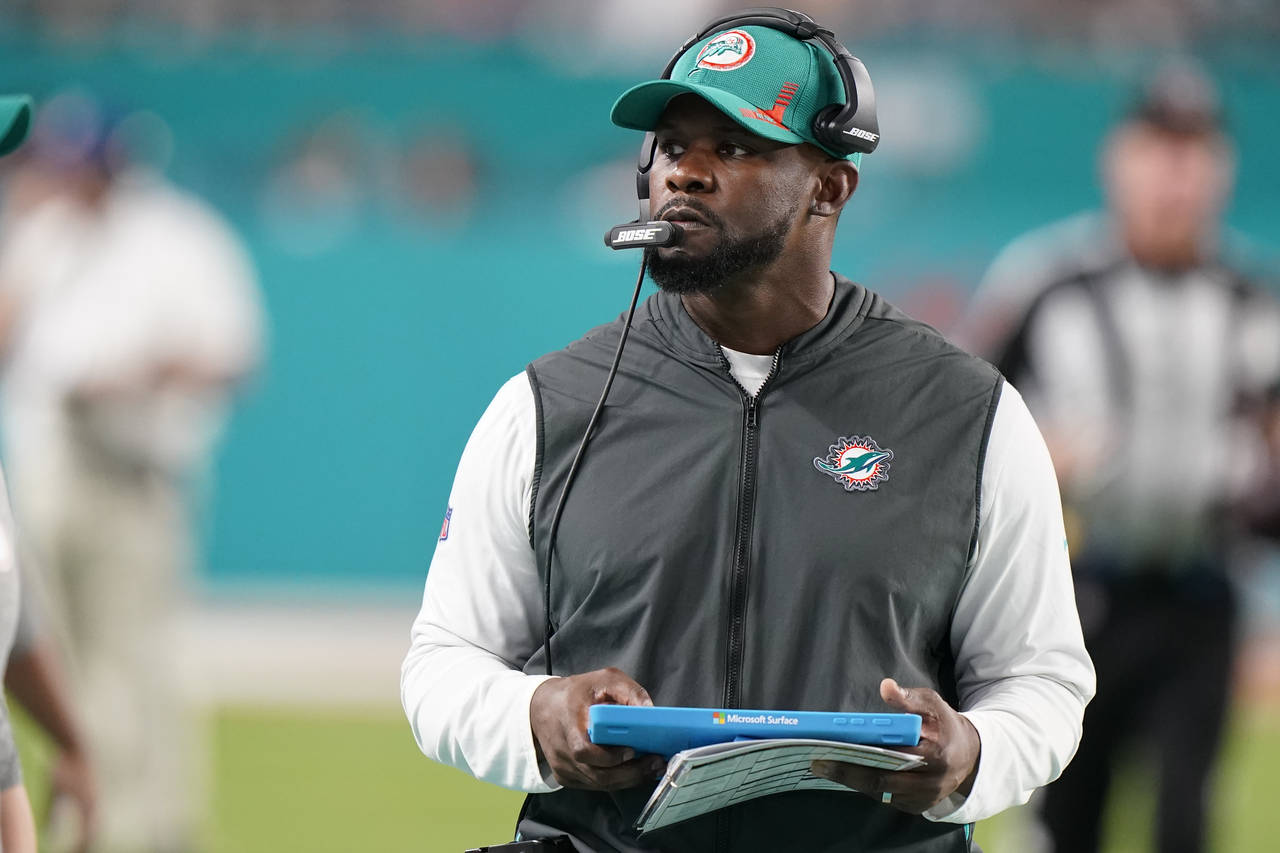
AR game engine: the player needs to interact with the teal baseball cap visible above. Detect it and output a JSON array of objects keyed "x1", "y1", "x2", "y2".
[
  {"x1": 0, "y1": 95, "x2": 32, "y2": 156},
  {"x1": 611, "y1": 26, "x2": 861, "y2": 169}
]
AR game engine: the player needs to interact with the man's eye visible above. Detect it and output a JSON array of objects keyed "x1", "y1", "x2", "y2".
[
  {"x1": 720, "y1": 142, "x2": 753, "y2": 157},
  {"x1": 659, "y1": 141, "x2": 685, "y2": 158}
]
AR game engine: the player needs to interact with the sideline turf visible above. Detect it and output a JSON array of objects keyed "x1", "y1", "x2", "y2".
[
  {"x1": 12, "y1": 704, "x2": 1280, "y2": 852},
  {"x1": 208, "y1": 708, "x2": 525, "y2": 852}
]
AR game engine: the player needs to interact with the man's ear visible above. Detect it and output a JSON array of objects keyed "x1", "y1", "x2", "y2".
[{"x1": 810, "y1": 159, "x2": 859, "y2": 217}]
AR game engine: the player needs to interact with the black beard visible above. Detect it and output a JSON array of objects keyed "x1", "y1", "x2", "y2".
[{"x1": 644, "y1": 214, "x2": 792, "y2": 295}]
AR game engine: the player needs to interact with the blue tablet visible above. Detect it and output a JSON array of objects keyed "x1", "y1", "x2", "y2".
[{"x1": 588, "y1": 705, "x2": 921, "y2": 757}]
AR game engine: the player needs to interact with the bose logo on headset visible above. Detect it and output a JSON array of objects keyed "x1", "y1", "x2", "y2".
[{"x1": 844, "y1": 127, "x2": 879, "y2": 143}]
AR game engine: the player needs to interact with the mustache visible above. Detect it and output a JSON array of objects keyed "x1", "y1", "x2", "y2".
[{"x1": 655, "y1": 198, "x2": 724, "y2": 230}]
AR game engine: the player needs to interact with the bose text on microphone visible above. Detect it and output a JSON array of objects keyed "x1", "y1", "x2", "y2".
[{"x1": 604, "y1": 220, "x2": 684, "y2": 249}]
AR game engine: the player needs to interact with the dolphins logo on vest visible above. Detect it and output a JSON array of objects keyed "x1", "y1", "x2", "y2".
[{"x1": 814, "y1": 436, "x2": 894, "y2": 492}]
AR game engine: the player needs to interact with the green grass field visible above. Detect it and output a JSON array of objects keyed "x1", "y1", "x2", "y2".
[{"x1": 13, "y1": 705, "x2": 1280, "y2": 852}]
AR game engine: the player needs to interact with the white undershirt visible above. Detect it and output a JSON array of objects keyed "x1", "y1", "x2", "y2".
[
  {"x1": 401, "y1": 369, "x2": 1095, "y2": 824},
  {"x1": 719, "y1": 345, "x2": 773, "y2": 396}
]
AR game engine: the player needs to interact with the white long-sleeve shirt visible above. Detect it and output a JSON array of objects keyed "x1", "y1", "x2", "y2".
[{"x1": 402, "y1": 353, "x2": 1095, "y2": 825}]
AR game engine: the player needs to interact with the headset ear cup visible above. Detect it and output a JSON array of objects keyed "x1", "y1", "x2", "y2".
[
  {"x1": 810, "y1": 104, "x2": 855, "y2": 157},
  {"x1": 812, "y1": 104, "x2": 879, "y2": 157},
  {"x1": 636, "y1": 131, "x2": 657, "y2": 218}
]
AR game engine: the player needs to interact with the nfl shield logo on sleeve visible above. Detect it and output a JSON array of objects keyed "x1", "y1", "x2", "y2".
[{"x1": 439, "y1": 506, "x2": 453, "y2": 541}]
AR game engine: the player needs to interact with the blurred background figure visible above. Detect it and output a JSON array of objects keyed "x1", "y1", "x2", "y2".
[
  {"x1": 0, "y1": 89, "x2": 100, "y2": 853},
  {"x1": 0, "y1": 91, "x2": 265, "y2": 853},
  {"x1": 966, "y1": 65, "x2": 1280, "y2": 853},
  {"x1": 0, "y1": 89, "x2": 41, "y2": 853},
  {"x1": 0, "y1": 89, "x2": 104, "y2": 853}
]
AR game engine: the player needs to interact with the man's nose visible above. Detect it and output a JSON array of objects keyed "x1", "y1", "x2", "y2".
[{"x1": 664, "y1": 147, "x2": 716, "y2": 195}]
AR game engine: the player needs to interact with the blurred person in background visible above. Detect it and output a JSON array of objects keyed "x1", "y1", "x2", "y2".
[
  {"x1": 0, "y1": 90, "x2": 40, "y2": 853},
  {"x1": 0, "y1": 90, "x2": 96, "y2": 853},
  {"x1": 968, "y1": 65, "x2": 1280, "y2": 853},
  {"x1": 0, "y1": 91, "x2": 265, "y2": 853},
  {"x1": 0, "y1": 102, "x2": 102, "y2": 853}
]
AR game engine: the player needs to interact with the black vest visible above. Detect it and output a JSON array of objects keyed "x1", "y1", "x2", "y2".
[{"x1": 520, "y1": 276, "x2": 1001, "y2": 852}]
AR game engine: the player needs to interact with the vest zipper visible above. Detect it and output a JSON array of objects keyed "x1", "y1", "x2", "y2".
[{"x1": 718, "y1": 348, "x2": 781, "y2": 711}]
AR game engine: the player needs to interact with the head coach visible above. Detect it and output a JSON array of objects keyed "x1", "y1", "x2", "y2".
[{"x1": 402, "y1": 8, "x2": 1095, "y2": 852}]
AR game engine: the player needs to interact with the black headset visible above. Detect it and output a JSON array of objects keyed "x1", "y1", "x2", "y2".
[{"x1": 634, "y1": 6, "x2": 879, "y2": 216}]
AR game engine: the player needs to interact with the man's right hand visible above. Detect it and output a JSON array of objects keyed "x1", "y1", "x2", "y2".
[{"x1": 530, "y1": 667, "x2": 666, "y2": 790}]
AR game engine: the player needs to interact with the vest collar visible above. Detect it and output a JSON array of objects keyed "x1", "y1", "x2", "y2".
[{"x1": 641, "y1": 272, "x2": 875, "y2": 369}]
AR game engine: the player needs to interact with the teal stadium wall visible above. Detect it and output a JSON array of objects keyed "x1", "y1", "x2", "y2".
[{"x1": 2, "y1": 31, "x2": 1277, "y2": 597}]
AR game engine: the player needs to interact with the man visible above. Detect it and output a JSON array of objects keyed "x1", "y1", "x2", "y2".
[
  {"x1": 0, "y1": 91, "x2": 106, "y2": 853},
  {"x1": 0, "y1": 92, "x2": 264, "y2": 853},
  {"x1": 971, "y1": 66, "x2": 1279, "y2": 853},
  {"x1": 403, "y1": 15, "x2": 1094, "y2": 852},
  {"x1": 0, "y1": 91, "x2": 41, "y2": 853}
]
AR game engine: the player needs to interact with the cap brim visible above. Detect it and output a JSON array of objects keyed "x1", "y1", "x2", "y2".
[
  {"x1": 0, "y1": 96, "x2": 33, "y2": 157},
  {"x1": 611, "y1": 80, "x2": 806, "y2": 147}
]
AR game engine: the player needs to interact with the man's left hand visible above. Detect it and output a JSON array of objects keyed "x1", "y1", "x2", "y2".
[{"x1": 810, "y1": 677, "x2": 981, "y2": 814}]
